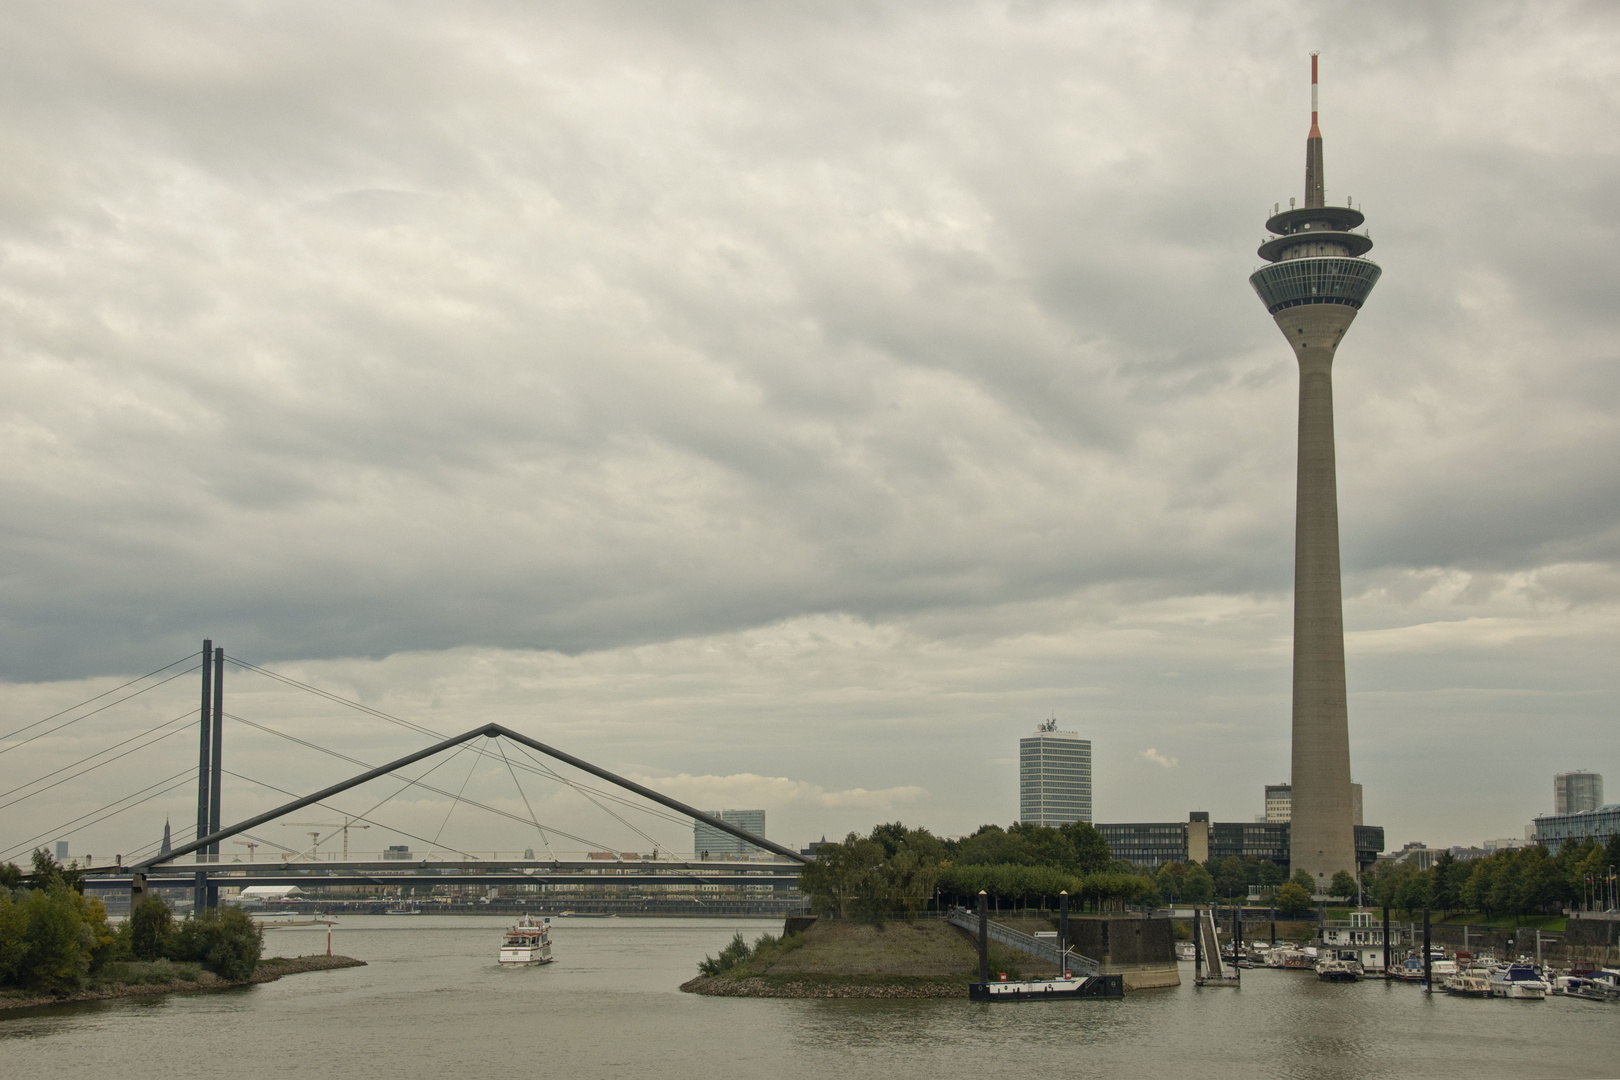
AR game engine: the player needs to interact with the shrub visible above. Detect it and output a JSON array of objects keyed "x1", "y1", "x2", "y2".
[
  {"x1": 172, "y1": 906, "x2": 263, "y2": 981},
  {"x1": 697, "y1": 932, "x2": 752, "y2": 978}
]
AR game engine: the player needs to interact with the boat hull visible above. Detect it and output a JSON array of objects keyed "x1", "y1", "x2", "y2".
[{"x1": 969, "y1": 975, "x2": 1123, "y2": 1001}]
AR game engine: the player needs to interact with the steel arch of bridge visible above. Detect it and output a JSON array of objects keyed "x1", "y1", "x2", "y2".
[{"x1": 85, "y1": 722, "x2": 805, "y2": 900}]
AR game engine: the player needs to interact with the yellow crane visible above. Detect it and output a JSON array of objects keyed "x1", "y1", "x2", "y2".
[{"x1": 279, "y1": 818, "x2": 371, "y2": 860}]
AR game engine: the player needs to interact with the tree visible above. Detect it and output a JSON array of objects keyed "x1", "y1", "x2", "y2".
[
  {"x1": 1290, "y1": 869, "x2": 1316, "y2": 895},
  {"x1": 1329, "y1": 870, "x2": 1359, "y2": 902},
  {"x1": 799, "y1": 833, "x2": 884, "y2": 919},
  {"x1": 1155, "y1": 862, "x2": 1188, "y2": 904},
  {"x1": 129, "y1": 897, "x2": 175, "y2": 961},
  {"x1": 1255, "y1": 861, "x2": 1286, "y2": 890},
  {"x1": 954, "y1": 826, "x2": 1035, "y2": 867},
  {"x1": 1432, "y1": 852, "x2": 1467, "y2": 912},
  {"x1": 172, "y1": 907, "x2": 263, "y2": 981},
  {"x1": 1515, "y1": 847, "x2": 1565, "y2": 917},
  {"x1": 1180, "y1": 862, "x2": 1215, "y2": 905},
  {"x1": 1058, "y1": 822, "x2": 1114, "y2": 875},
  {"x1": 1216, "y1": 857, "x2": 1248, "y2": 900},
  {"x1": 1275, "y1": 882, "x2": 1313, "y2": 916}
]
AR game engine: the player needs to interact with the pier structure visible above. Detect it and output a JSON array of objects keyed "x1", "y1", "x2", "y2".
[{"x1": 1249, "y1": 53, "x2": 1381, "y2": 890}]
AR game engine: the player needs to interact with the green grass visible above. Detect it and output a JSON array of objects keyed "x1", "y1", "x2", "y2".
[
  {"x1": 93, "y1": 960, "x2": 204, "y2": 986},
  {"x1": 1430, "y1": 913, "x2": 1566, "y2": 932}
]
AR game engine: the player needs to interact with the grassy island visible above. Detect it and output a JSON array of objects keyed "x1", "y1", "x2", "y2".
[{"x1": 681, "y1": 920, "x2": 1053, "y2": 999}]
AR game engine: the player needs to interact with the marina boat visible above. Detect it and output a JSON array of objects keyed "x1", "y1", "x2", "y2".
[
  {"x1": 1551, "y1": 975, "x2": 1615, "y2": 1001},
  {"x1": 1175, "y1": 942, "x2": 1196, "y2": 961},
  {"x1": 1444, "y1": 972, "x2": 1493, "y2": 997},
  {"x1": 1267, "y1": 946, "x2": 1315, "y2": 970},
  {"x1": 499, "y1": 914, "x2": 554, "y2": 965},
  {"x1": 1316, "y1": 958, "x2": 1363, "y2": 982},
  {"x1": 383, "y1": 906, "x2": 423, "y2": 915},
  {"x1": 1489, "y1": 963, "x2": 1550, "y2": 1000},
  {"x1": 969, "y1": 973, "x2": 1125, "y2": 1001}
]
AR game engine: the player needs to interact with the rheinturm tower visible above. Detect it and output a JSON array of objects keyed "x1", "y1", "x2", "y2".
[{"x1": 1249, "y1": 54, "x2": 1380, "y2": 891}]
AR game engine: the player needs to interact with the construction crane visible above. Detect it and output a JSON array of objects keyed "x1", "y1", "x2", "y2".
[
  {"x1": 280, "y1": 819, "x2": 371, "y2": 860},
  {"x1": 232, "y1": 840, "x2": 260, "y2": 862}
]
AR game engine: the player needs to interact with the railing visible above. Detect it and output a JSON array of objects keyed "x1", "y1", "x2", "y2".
[{"x1": 944, "y1": 907, "x2": 1100, "y2": 976}]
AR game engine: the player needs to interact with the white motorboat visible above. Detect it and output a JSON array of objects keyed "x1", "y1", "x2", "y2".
[
  {"x1": 499, "y1": 913, "x2": 554, "y2": 965},
  {"x1": 1445, "y1": 971, "x2": 1493, "y2": 996},
  {"x1": 1489, "y1": 963, "x2": 1549, "y2": 1000},
  {"x1": 1316, "y1": 957, "x2": 1363, "y2": 982}
]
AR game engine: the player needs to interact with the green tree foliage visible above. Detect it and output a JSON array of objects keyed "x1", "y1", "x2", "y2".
[
  {"x1": 171, "y1": 907, "x2": 263, "y2": 981},
  {"x1": 0, "y1": 863, "x2": 22, "y2": 891},
  {"x1": 129, "y1": 897, "x2": 176, "y2": 961},
  {"x1": 1329, "y1": 870, "x2": 1359, "y2": 901},
  {"x1": 1289, "y1": 869, "x2": 1316, "y2": 894},
  {"x1": 1179, "y1": 862, "x2": 1215, "y2": 905},
  {"x1": 0, "y1": 882, "x2": 113, "y2": 995},
  {"x1": 1215, "y1": 857, "x2": 1248, "y2": 899},
  {"x1": 1275, "y1": 881, "x2": 1313, "y2": 916},
  {"x1": 799, "y1": 826, "x2": 942, "y2": 925}
]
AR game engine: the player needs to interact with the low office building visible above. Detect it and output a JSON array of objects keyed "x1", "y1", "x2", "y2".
[
  {"x1": 1532, "y1": 804, "x2": 1620, "y2": 854},
  {"x1": 1097, "y1": 812, "x2": 1384, "y2": 872}
]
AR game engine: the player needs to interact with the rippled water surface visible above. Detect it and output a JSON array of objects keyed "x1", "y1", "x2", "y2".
[{"x1": 2, "y1": 916, "x2": 1615, "y2": 1079}]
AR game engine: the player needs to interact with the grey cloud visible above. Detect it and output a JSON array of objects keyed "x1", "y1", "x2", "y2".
[{"x1": 0, "y1": 0, "x2": 1617, "y2": 710}]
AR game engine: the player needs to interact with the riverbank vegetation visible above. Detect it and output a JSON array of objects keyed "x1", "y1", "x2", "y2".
[
  {"x1": 798, "y1": 821, "x2": 1160, "y2": 922},
  {"x1": 1362, "y1": 834, "x2": 1620, "y2": 923},
  {"x1": 0, "y1": 850, "x2": 263, "y2": 997}
]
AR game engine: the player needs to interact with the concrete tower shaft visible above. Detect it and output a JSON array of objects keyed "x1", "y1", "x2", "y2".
[{"x1": 1248, "y1": 54, "x2": 1379, "y2": 891}]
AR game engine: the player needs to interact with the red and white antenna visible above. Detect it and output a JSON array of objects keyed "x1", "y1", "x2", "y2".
[{"x1": 1309, "y1": 51, "x2": 1321, "y2": 138}]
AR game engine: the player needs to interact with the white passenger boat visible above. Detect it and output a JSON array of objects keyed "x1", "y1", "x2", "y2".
[
  {"x1": 1489, "y1": 963, "x2": 1549, "y2": 1000},
  {"x1": 499, "y1": 914, "x2": 554, "y2": 965}
]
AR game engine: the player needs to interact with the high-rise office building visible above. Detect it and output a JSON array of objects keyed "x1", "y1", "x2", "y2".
[
  {"x1": 1019, "y1": 720, "x2": 1092, "y2": 826},
  {"x1": 1265, "y1": 783, "x2": 1292, "y2": 823},
  {"x1": 1249, "y1": 54, "x2": 1381, "y2": 890},
  {"x1": 1555, "y1": 772, "x2": 1604, "y2": 815},
  {"x1": 694, "y1": 809, "x2": 766, "y2": 858}
]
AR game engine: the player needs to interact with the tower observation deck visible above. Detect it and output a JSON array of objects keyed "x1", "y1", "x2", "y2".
[{"x1": 1250, "y1": 53, "x2": 1380, "y2": 891}]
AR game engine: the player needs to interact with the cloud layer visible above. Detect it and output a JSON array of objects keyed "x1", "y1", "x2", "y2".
[{"x1": 1, "y1": 2, "x2": 1617, "y2": 852}]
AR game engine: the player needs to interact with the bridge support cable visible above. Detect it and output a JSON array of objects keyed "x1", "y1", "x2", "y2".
[
  {"x1": 225, "y1": 767, "x2": 482, "y2": 861},
  {"x1": 426, "y1": 750, "x2": 482, "y2": 860},
  {"x1": 220, "y1": 714, "x2": 628, "y2": 853},
  {"x1": 495, "y1": 740, "x2": 555, "y2": 860},
  {"x1": 508, "y1": 742, "x2": 684, "y2": 847},
  {"x1": 0, "y1": 768, "x2": 195, "y2": 864},
  {"x1": 0, "y1": 655, "x2": 202, "y2": 755},
  {"x1": 223, "y1": 654, "x2": 706, "y2": 838},
  {"x1": 0, "y1": 710, "x2": 198, "y2": 811},
  {"x1": 223, "y1": 769, "x2": 481, "y2": 862},
  {"x1": 485, "y1": 725, "x2": 804, "y2": 863},
  {"x1": 302, "y1": 744, "x2": 475, "y2": 858},
  {"x1": 129, "y1": 724, "x2": 803, "y2": 881}
]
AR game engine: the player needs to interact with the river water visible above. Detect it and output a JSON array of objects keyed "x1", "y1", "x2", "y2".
[{"x1": 2, "y1": 916, "x2": 1615, "y2": 1078}]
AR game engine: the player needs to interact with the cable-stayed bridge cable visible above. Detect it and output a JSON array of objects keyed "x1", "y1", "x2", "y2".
[{"x1": 0, "y1": 661, "x2": 202, "y2": 757}]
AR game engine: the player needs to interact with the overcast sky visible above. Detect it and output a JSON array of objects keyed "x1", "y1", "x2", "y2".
[{"x1": 2, "y1": 2, "x2": 1616, "y2": 863}]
